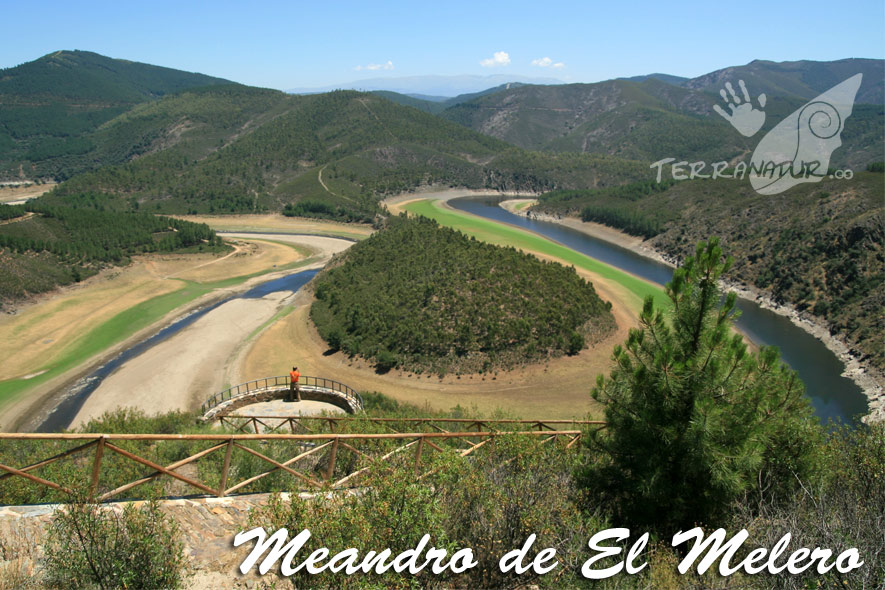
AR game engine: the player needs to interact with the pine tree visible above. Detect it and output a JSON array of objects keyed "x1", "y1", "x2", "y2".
[{"x1": 578, "y1": 238, "x2": 822, "y2": 533}]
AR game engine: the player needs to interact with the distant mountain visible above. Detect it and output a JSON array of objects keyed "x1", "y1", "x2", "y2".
[
  {"x1": 289, "y1": 74, "x2": 563, "y2": 98},
  {"x1": 684, "y1": 58, "x2": 884, "y2": 104},
  {"x1": 440, "y1": 78, "x2": 751, "y2": 162},
  {"x1": 439, "y1": 59, "x2": 884, "y2": 168},
  {"x1": 0, "y1": 50, "x2": 234, "y2": 180},
  {"x1": 373, "y1": 83, "x2": 530, "y2": 115},
  {"x1": 621, "y1": 73, "x2": 689, "y2": 85}
]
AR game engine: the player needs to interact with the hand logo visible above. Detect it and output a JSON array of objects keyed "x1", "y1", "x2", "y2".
[{"x1": 713, "y1": 80, "x2": 767, "y2": 137}]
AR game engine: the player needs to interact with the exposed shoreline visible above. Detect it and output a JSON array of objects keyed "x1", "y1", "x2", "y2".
[
  {"x1": 3, "y1": 232, "x2": 353, "y2": 432},
  {"x1": 499, "y1": 199, "x2": 884, "y2": 423}
]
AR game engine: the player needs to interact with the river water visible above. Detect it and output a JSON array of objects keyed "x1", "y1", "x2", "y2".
[
  {"x1": 449, "y1": 196, "x2": 869, "y2": 425},
  {"x1": 37, "y1": 203, "x2": 867, "y2": 431},
  {"x1": 36, "y1": 269, "x2": 320, "y2": 432}
]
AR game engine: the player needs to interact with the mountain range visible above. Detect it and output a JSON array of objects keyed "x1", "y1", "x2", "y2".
[
  {"x1": 288, "y1": 74, "x2": 564, "y2": 97},
  {"x1": 1, "y1": 51, "x2": 882, "y2": 203}
]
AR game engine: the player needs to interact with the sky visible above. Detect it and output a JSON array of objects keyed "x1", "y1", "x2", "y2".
[{"x1": 2, "y1": 0, "x2": 883, "y2": 90}]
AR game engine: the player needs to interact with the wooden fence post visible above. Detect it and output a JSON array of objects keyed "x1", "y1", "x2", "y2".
[
  {"x1": 414, "y1": 436, "x2": 425, "y2": 475},
  {"x1": 219, "y1": 438, "x2": 235, "y2": 496},
  {"x1": 326, "y1": 438, "x2": 339, "y2": 482},
  {"x1": 90, "y1": 436, "x2": 105, "y2": 497}
]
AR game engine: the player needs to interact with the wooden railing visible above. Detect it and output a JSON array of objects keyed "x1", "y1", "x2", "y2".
[
  {"x1": 219, "y1": 415, "x2": 605, "y2": 435},
  {"x1": 0, "y1": 427, "x2": 597, "y2": 505}
]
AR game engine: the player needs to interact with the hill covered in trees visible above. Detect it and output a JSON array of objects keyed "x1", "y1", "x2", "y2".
[
  {"x1": 533, "y1": 171, "x2": 885, "y2": 372},
  {"x1": 38, "y1": 88, "x2": 647, "y2": 220},
  {"x1": 0, "y1": 203, "x2": 223, "y2": 303},
  {"x1": 0, "y1": 50, "x2": 233, "y2": 180},
  {"x1": 439, "y1": 59, "x2": 884, "y2": 169},
  {"x1": 310, "y1": 215, "x2": 615, "y2": 374}
]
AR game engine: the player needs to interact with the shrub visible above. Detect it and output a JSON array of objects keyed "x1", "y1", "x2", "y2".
[{"x1": 43, "y1": 496, "x2": 189, "y2": 589}]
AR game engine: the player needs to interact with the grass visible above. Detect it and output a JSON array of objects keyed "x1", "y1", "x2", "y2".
[
  {"x1": 402, "y1": 199, "x2": 666, "y2": 310},
  {"x1": 0, "y1": 250, "x2": 320, "y2": 408}
]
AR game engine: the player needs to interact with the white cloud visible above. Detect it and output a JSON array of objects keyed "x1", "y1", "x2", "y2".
[
  {"x1": 355, "y1": 60, "x2": 394, "y2": 71},
  {"x1": 480, "y1": 51, "x2": 511, "y2": 68},
  {"x1": 531, "y1": 56, "x2": 565, "y2": 69}
]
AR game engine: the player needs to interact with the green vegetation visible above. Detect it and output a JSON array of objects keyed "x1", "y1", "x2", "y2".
[
  {"x1": 0, "y1": 203, "x2": 223, "y2": 263},
  {"x1": 0, "y1": 203, "x2": 224, "y2": 303},
  {"x1": 283, "y1": 199, "x2": 373, "y2": 223},
  {"x1": 0, "y1": 50, "x2": 232, "y2": 180},
  {"x1": 403, "y1": 198, "x2": 666, "y2": 310},
  {"x1": 440, "y1": 61, "x2": 883, "y2": 170},
  {"x1": 534, "y1": 173, "x2": 885, "y2": 371},
  {"x1": 248, "y1": 434, "x2": 596, "y2": 590},
  {"x1": 43, "y1": 497, "x2": 188, "y2": 589},
  {"x1": 580, "y1": 239, "x2": 821, "y2": 532},
  {"x1": 310, "y1": 215, "x2": 614, "y2": 374},
  {"x1": 29, "y1": 87, "x2": 649, "y2": 220},
  {"x1": 0, "y1": 389, "x2": 881, "y2": 588},
  {"x1": 0, "y1": 254, "x2": 319, "y2": 408}
]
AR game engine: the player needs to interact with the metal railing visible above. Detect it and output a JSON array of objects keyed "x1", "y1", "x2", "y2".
[{"x1": 200, "y1": 376, "x2": 363, "y2": 416}]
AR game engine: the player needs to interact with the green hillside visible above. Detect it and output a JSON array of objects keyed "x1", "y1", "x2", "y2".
[
  {"x1": 310, "y1": 214, "x2": 615, "y2": 374},
  {"x1": 440, "y1": 62, "x2": 884, "y2": 169},
  {"x1": 0, "y1": 50, "x2": 233, "y2": 180},
  {"x1": 534, "y1": 172, "x2": 885, "y2": 371},
  {"x1": 440, "y1": 79, "x2": 753, "y2": 161},
  {"x1": 684, "y1": 58, "x2": 884, "y2": 104},
  {"x1": 375, "y1": 84, "x2": 532, "y2": 115},
  {"x1": 41, "y1": 89, "x2": 649, "y2": 219},
  {"x1": 0, "y1": 203, "x2": 223, "y2": 302}
]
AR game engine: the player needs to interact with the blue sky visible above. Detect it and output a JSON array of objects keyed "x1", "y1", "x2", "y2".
[{"x1": 2, "y1": 0, "x2": 883, "y2": 89}]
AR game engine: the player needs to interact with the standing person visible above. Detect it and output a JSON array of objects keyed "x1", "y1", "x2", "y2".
[{"x1": 289, "y1": 366, "x2": 301, "y2": 402}]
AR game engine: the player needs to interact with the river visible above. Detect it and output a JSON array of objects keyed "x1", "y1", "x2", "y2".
[
  {"x1": 449, "y1": 196, "x2": 869, "y2": 425},
  {"x1": 36, "y1": 269, "x2": 320, "y2": 432},
  {"x1": 37, "y1": 204, "x2": 868, "y2": 430}
]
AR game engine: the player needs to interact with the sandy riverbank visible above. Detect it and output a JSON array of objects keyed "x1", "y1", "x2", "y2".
[
  {"x1": 67, "y1": 234, "x2": 355, "y2": 428},
  {"x1": 501, "y1": 201, "x2": 884, "y2": 423},
  {"x1": 2, "y1": 222, "x2": 359, "y2": 432}
]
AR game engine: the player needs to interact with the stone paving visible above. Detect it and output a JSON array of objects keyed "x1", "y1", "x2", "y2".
[
  {"x1": 228, "y1": 399, "x2": 345, "y2": 433},
  {"x1": 233, "y1": 399, "x2": 346, "y2": 417}
]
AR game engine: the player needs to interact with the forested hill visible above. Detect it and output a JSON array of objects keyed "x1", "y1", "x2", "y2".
[
  {"x1": 533, "y1": 171, "x2": 885, "y2": 372},
  {"x1": 439, "y1": 59, "x2": 884, "y2": 169},
  {"x1": 310, "y1": 215, "x2": 616, "y2": 374},
  {"x1": 683, "y1": 58, "x2": 884, "y2": 105},
  {"x1": 0, "y1": 203, "x2": 223, "y2": 304},
  {"x1": 40, "y1": 88, "x2": 648, "y2": 220},
  {"x1": 0, "y1": 50, "x2": 233, "y2": 180}
]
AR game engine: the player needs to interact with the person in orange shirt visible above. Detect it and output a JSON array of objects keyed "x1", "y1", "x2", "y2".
[{"x1": 288, "y1": 366, "x2": 301, "y2": 402}]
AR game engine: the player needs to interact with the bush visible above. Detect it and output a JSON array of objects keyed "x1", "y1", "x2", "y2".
[
  {"x1": 43, "y1": 496, "x2": 189, "y2": 589},
  {"x1": 246, "y1": 437, "x2": 608, "y2": 589},
  {"x1": 731, "y1": 423, "x2": 884, "y2": 589}
]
